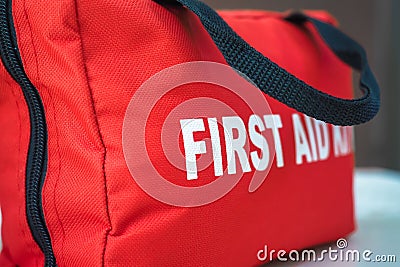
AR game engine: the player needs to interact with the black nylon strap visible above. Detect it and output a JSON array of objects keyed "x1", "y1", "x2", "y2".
[{"x1": 155, "y1": 0, "x2": 380, "y2": 126}]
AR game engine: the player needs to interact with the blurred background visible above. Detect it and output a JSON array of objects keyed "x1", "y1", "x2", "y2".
[{"x1": 203, "y1": 0, "x2": 400, "y2": 171}]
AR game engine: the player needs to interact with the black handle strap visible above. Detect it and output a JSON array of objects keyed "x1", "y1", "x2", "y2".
[{"x1": 155, "y1": 0, "x2": 380, "y2": 126}]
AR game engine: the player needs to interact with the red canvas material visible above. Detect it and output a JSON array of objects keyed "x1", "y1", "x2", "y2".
[{"x1": 0, "y1": 1, "x2": 355, "y2": 266}]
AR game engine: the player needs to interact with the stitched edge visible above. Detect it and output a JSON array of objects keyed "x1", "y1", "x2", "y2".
[
  {"x1": 12, "y1": 1, "x2": 49, "y2": 264},
  {"x1": 3, "y1": 76, "x2": 25, "y2": 265},
  {"x1": 21, "y1": 1, "x2": 67, "y2": 265},
  {"x1": 73, "y1": 1, "x2": 112, "y2": 266},
  {"x1": 23, "y1": 0, "x2": 65, "y2": 266}
]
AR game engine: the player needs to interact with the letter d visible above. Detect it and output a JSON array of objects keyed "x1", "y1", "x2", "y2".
[{"x1": 257, "y1": 245, "x2": 268, "y2": 261}]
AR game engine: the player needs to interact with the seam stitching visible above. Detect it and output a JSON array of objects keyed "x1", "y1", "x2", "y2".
[
  {"x1": 73, "y1": 1, "x2": 112, "y2": 266},
  {"x1": 18, "y1": 1, "x2": 61, "y2": 264},
  {"x1": 21, "y1": 1, "x2": 66, "y2": 265},
  {"x1": 5, "y1": 77, "x2": 25, "y2": 264}
]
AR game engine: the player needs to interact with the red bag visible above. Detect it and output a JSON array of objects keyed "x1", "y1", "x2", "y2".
[{"x1": 0, "y1": 0, "x2": 380, "y2": 266}]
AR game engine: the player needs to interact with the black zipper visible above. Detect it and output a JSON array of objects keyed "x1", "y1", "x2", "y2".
[{"x1": 0, "y1": 0, "x2": 56, "y2": 266}]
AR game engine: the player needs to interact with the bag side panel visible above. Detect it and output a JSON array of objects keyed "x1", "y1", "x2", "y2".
[
  {"x1": 76, "y1": 1, "x2": 355, "y2": 266},
  {"x1": 0, "y1": 59, "x2": 44, "y2": 267},
  {"x1": 9, "y1": 0, "x2": 113, "y2": 265}
]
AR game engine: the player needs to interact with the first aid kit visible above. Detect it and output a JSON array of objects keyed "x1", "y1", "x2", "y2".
[{"x1": 0, "y1": 0, "x2": 380, "y2": 266}]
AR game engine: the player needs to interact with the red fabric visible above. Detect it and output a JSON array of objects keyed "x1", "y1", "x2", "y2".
[{"x1": 0, "y1": 1, "x2": 354, "y2": 266}]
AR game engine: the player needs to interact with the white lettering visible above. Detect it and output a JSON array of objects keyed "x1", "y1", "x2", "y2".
[
  {"x1": 264, "y1": 115, "x2": 284, "y2": 168},
  {"x1": 180, "y1": 119, "x2": 206, "y2": 180},
  {"x1": 249, "y1": 115, "x2": 269, "y2": 171},
  {"x1": 293, "y1": 114, "x2": 312, "y2": 164},
  {"x1": 333, "y1": 126, "x2": 350, "y2": 157},
  {"x1": 314, "y1": 119, "x2": 330, "y2": 160},
  {"x1": 304, "y1": 115, "x2": 318, "y2": 162},
  {"x1": 208, "y1": 118, "x2": 223, "y2": 176},
  {"x1": 223, "y1": 116, "x2": 251, "y2": 175},
  {"x1": 257, "y1": 245, "x2": 268, "y2": 261}
]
